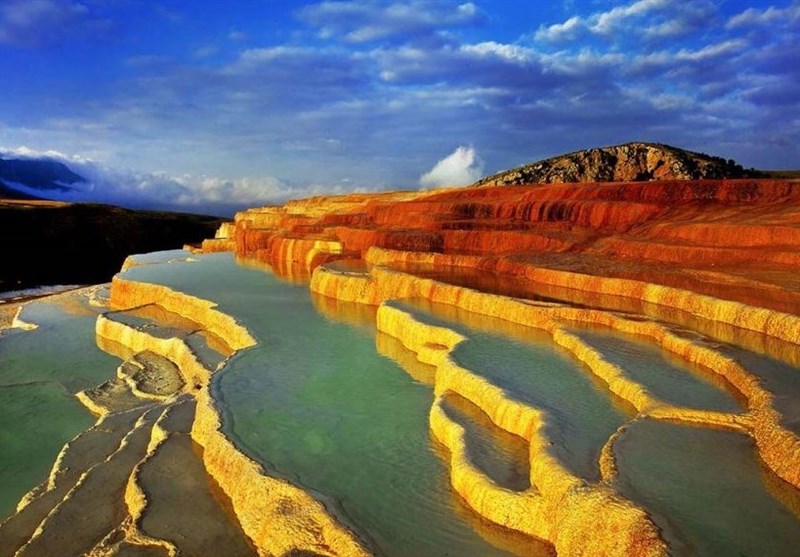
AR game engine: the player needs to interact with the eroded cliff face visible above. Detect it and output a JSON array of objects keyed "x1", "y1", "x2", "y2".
[{"x1": 473, "y1": 142, "x2": 760, "y2": 187}]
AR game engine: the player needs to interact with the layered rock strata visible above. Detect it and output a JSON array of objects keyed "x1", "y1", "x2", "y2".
[{"x1": 220, "y1": 179, "x2": 800, "y2": 353}]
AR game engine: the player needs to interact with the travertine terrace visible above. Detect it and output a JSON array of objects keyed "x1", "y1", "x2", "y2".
[
  {"x1": 2, "y1": 176, "x2": 799, "y2": 556},
  {"x1": 226, "y1": 178, "x2": 800, "y2": 318},
  {"x1": 0, "y1": 262, "x2": 369, "y2": 557},
  {"x1": 215, "y1": 177, "x2": 800, "y2": 554}
]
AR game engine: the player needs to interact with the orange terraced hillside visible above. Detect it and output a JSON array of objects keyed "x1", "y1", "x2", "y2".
[
  {"x1": 204, "y1": 178, "x2": 800, "y2": 318},
  {"x1": 193, "y1": 174, "x2": 800, "y2": 556}
]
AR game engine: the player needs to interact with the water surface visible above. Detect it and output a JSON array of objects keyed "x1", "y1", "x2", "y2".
[
  {"x1": 614, "y1": 419, "x2": 800, "y2": 556},
  {"x1": 0, "y1": 298, "x2": 117, "y2": 517},
  {"x1": 393, "y1": 298, "x2": 633, "y2": 482},
  {"x1": 716, "y1": 345, "x2": 800, "y2": 435},
  {"x1": 572, "y1": 327, "x2": 742, "y2": 413},
  {"x1": 122, "y1": 253, "x2": 534, "y2": 556},
  {"x1": 440, "y1": 393, "x2": 531, "y2": 492}
]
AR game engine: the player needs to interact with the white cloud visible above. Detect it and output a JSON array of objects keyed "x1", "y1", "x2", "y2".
[
  {"x1": 2, "y1": 145, "x2": 91, "y2": 163},
  {"x1": 542, "y1": 48, "x2": 626, "y2": 75},
  {"x1": 726, "y1": 4, "x2": 800, "y2": 28},
  {"x1": 461, "y1": 41, "x2": 533, "y2": 63},
  {"x1": 419, "y1": 145, "x2": 484, "y2": 188},
  {"x1": 591, "y1": 0, "x2": 669, "y2": 34},
  {"x1": 298, "y1": 0, "x2": 484, "y2": 44},
  {"x1": 0, "y1": 0, "x2": 108, "y2": 47},
  {"x1": 227, "y1": 30, "x2": 248, "y2": 41},
  {"x1": 534, "y1": 16, "x2": 584, "y2": 43},
  {"x1": 535, "y1": 0, "x2": 704, "y2": 43},
  {"x1": 2, "y1": 0, "x2": 798, "y2": 186},
  {"x1": 674, "y1": 39, "x2": 746, "y2": 62},
  {"x1": 0, "y1": 146, "x2": 357, "y2": 215},
  {"x1": 643, "y1": 19, "x2": 686, "y2": 38}
]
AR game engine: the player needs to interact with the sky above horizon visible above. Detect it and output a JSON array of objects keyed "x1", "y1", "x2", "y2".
[{"x1": 1, "y1": 0, "x2": 798, "y2": 214}]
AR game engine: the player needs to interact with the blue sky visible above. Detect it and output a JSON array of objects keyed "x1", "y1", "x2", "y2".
[{"x1": 1, "y1": 0, "x2": 798, "y2": 214}]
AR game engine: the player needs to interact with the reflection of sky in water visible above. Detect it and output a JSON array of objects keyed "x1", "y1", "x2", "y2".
[
  {"x1": 126, "y1": 252, "x2": 529, "y2": 556},
  {"x1": 616, "y1": 420, "x2": 800, "y2": 557},
  {"x1": 573, "y1": 327, "x2": 742, "y2": 413},
  {"x1": 393, "y1": 298, "x2": 632, "y2": 483},
  {"x1": 0, "y1": 297, "x2": 118, "y2": 518},
  {"x1": 3, "y1": 250, "x2": 797, "y2": 556}
]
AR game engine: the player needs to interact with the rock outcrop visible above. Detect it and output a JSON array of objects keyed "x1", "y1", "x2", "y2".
[{"x1": 473, "y1": 142, "x2": 759, "y2": 187}]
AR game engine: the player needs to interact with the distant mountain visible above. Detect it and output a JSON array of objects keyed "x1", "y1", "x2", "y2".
[
  {"x1": 0, "y1": 180, "x2": 44, "y2": 200},
  {"x1": 0, "y1": 200, "x2": 223, "y2": 291},
  {"x1": 473, "y1": 142, "x2": 763, "y2": 187},
  {"x1": 0, "y1": 157, "x2": 86, "y2": 194}
]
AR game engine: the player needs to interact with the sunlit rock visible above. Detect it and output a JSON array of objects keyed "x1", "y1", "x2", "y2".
[{"x1": 2, "y1": 170, "x2": 798, "y2": 556}]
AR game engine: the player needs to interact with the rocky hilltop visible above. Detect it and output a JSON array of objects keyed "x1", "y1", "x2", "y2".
[{"x1": 473, "y1": 142, "x2": 758, "y2": 187}]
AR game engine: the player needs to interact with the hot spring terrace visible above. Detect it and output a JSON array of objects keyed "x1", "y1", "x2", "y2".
[{"x1": 1, "y1": 178, "x2": 799, "y2": 556}]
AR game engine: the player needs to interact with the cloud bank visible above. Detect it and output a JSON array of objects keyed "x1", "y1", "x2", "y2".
[
  {"x1": 420, "y1": 146, "x2": 484, "y2": 188},
  {"x1": 0, "y1": 147, "x2": 358, "y2": 216},
  {"x1": 298, "y1": 0, "x2": 484, "y2": 43}
]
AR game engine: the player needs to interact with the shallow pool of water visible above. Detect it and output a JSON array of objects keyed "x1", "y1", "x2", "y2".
[
  {"x1": 572, "y1": 327, "x2": 743, "y2": 413},
  {"x1": 394, "y1": 299, "x2": 633, "y2": 482},
  {"x1": 123, "y1": 249, "x2": 195, "y2": 267},
  {"x1": 107, "y1": 305, "x2": 231, "y2": 369},
  {"x1": 6, "y1": 251, "x2": 795, "y2": 554},
  {"x1": 122, "y1": 253, "x2": 532, "y2": 556},
  {"x1": 614, "y1": 419, "x2": 800, "y2": 556},
  {"x1": 0, "y1": 297, "x2": 118, "y2": 517},
  {"x1": 440, "y1": 393, "x2": 531, "y2": 492},
  {"x1": 717, "y1": 344, "x2": 800, "y2": 435},
  {"x1": 382, "y1": 261, "x2": 800, "y2": 368}
]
